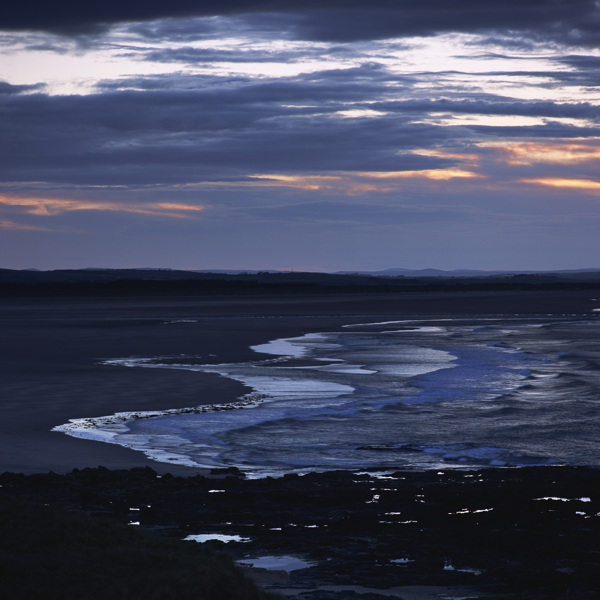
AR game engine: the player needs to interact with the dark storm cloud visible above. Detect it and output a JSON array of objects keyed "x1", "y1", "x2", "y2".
[
  {"x1": 124, "y1": 12, "x2": 301, "y2": 44},
  {"x1": 2, "y1": 36, "x2": 597, "y2": 190},
  {"x1": 0, "y1": 85, "x2": 589, "y2": 189},
  {"x1": 374, "y1": 98, "x2": 600, "y2": 122},
  {"x1": 97, "y1": 62, "x2": 402, "y2": 94},
  {"x1": 140, "y1": 47, "x2": 284, "y2": 64},
  {"x1": 551, "y1": 55, "x2": 600, "y2": 86},
  {"x1": 287, "y1": 1, "x2": 600, "y2": 44},
  {"x1": 470, "y1": 122, "x2": 600, "y2": 139},
  {"x1": 560, "y1": 55, "x2": 600, "y2": 69},
  {"x1": 131, "y1": 34, "x2": 377, "y2": 66},
  {"x1": 2, "y1": 1, "x2": 598, "y2": 44},
  {"x1": 470, "y1": 69, "x2": 600, "y2": 88},
  {"x1": 0, "y1": 79, "x2": 447, "y2": 186},
  {"x1": 135, "y1": 43, "x2": 343, "y2": 67},
  {"x1": 0, "y1": 81, "x2": 45, "y2": 94}
]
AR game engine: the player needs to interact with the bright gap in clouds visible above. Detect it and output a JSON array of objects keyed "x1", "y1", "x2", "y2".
[
  {"x1": 380, "y1": 34, "x2": 554, "y2": 73},
  {"x1": 1, "y1": 20, "x2": 595, "y2": 105},
  {"x1": 2, "y1": 47, "x2": 182, "y2": 96},
  {"x1": 422, "y1": 115, "x2": 593, "y2": 128}
]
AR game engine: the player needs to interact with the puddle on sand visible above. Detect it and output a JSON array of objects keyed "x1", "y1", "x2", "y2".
[{"x1": 236, "y1": 555, "x2": 315, "y2": 572}]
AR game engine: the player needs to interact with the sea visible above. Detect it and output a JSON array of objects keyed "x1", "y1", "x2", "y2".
[{"x1": 54, "y1": 314, "x2": 600, "y2": 477}]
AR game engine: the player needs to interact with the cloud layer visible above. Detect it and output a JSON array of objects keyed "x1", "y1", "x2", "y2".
[
  {"x1": 1, "y1": 2, "x2": 600, "y2": 270},
  {"x1": 2, "y1": 1, "x2": 599, "y2": 45}
]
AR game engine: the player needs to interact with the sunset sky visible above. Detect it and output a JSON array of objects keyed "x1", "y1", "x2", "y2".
[{"x1": 1, "y1": 1, "x2": 600, "y2": 272}]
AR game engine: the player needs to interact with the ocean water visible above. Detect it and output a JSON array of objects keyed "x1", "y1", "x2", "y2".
[{"x1": 54, "y1": 315, "x2": 600, "y2": 477}]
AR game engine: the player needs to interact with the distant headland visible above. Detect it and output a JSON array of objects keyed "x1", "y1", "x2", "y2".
[{"x1": 2, "y1": 267, "x2": 600, "y2": 297}]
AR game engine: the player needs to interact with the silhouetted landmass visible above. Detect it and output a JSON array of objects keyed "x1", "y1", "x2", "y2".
[
  {"x1": 2, "y1": 268, "x2": 600, "y2": 297},
  {"x1": 2, "y1": 466, "x2": 599, "y2": 599},
  {"x1": 0, "y1": 488, "x2": 278, "y2": 600},
  {"x1": 340, "y1": 267, "x2": 600, "y2": 279}
]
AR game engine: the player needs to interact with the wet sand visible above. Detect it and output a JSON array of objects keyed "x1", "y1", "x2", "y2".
[{"x1": 1, "y1": 289, "x2": 598, "y2": 475}]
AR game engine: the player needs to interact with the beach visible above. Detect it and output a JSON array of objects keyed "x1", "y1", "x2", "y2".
[
  {"x1": 2, "y1": 289, "x2": 600, "y2": 599},
  {"x1": 2, "y1": 289, "x2": 598, "y2": 475},
  {"x1": 1, "y1": 293, "x2": 360, "y2": 475}
]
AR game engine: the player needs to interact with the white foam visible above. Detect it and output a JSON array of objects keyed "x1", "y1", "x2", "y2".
[
  {"x1": 52, "y1": 413, "x2": 208, "y2": 468},
  {"x1": 534, "y1": 497, "x2": 592, "y2": 502},
  {"x1": 52, "y1": 367, "x2": 355, "y2": 473},
  {"x1": 344, "y1": 320, "x2": 452, "y2": 329},
  {"x1": 251, "y1": 338, "x2": 309, "y2": 358},
  {"x1": 55, "y1": 315, "x2": 600, "y2": 476},
  {"x1": 185, "y1": 534, "x2": 250, "y2": 543},
  {"x1": 52, "y1": 413, "x2": 132, "y2": 442},
  {"x1": 292, "y1": 363, "x2": 376, "y2": 375},
  {"x1": 386, "y1": 326, "x2": 445, "y2": 333},
  {"x1": 198, "y1": 368, "x2": 354, "y2": 401},
  {"x1": 344, "y1": 320, "x2": 414, "y2": 328},
  {"x1": 51, "y1": 391, "x2": 275, "y2": 469},
  {"x1": 251, "y1": 332, "x2": 332, "y2": 358}
]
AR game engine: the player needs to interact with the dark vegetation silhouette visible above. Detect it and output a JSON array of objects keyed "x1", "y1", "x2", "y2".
[{"x1": 0, "y1": 489, "x2": 279, "y2": 600}]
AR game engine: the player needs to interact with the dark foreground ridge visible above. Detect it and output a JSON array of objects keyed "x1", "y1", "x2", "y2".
[{"x1": 2, "y1": 466, "x2": 600, "y2": 599}]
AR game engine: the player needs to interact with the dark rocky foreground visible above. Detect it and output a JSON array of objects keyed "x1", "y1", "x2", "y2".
[{"x1": 2, "y1": 466, "x2": 600, "y2": 599}]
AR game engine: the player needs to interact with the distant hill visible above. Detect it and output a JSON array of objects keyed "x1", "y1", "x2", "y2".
[
  {"x1": 337, "y1": 268, "x2": 600, "y2": 278},
  {"x1": 337, "y1": 268, "x2": 497, "y2": 277},
  {"x1": 1, "y1": 267, "x2": 600, "y2": 297}
]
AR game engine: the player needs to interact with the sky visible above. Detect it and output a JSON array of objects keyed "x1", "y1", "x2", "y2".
[{"x1": 1, "y1": 0, "x2": 600, "y2": 272}]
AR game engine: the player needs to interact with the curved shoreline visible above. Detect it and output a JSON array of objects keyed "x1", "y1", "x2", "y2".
[{"x1": 1, "y1": 290, "x2": 599, "y2": 475}]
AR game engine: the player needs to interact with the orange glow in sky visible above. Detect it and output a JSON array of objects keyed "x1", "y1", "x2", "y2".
[
  {"x1": 519, "y1": 178, "x2": 600, "y2": 192},
  {"x1": 0, "y1": 195, "x2": 204, "y2": 220},
  {"x1": 483, "y1": 140, "x2": 600, "y2": 166}
]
